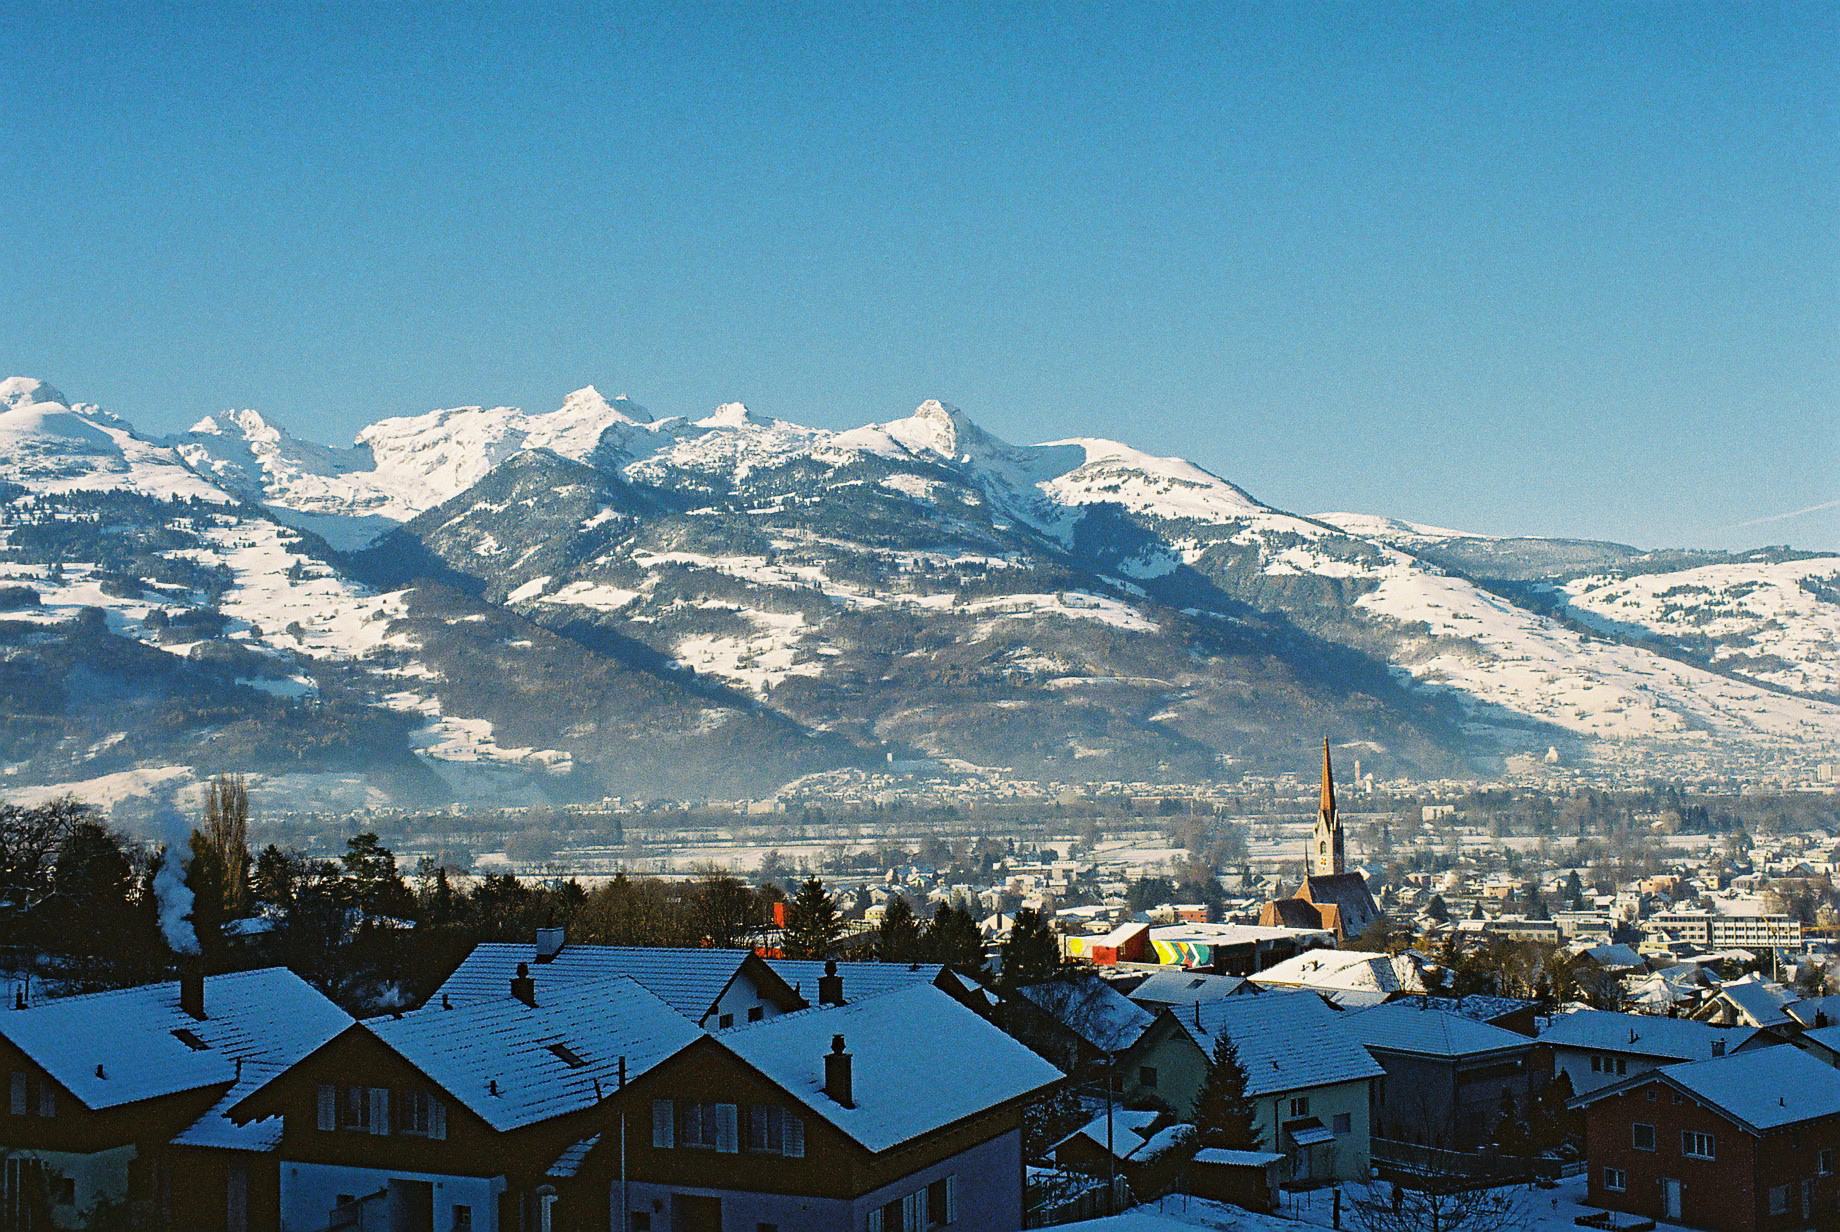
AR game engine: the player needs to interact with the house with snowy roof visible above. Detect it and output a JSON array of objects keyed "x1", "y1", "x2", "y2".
[
  {"x1": 556, "y1": 983, "x2": 1062, "y2": 1232},
  {"x1": 1692, "y1": 973, "x2": 1799, "y2": 1030},
  {"x1": 0, "y1": 965, "x2": 349, "y2": 1231},
  {"x1": 1339, "y1": 1000, "x2": 1543, "y2": 1150},
  {"x1": 1006, "y1": 976, "x2": 1156, "y2": 1076},
  {"x1": 1537, "y1": 1009, "x2": 1775, "y2": 1097},
  {"x1": 1126, "y1": 970, "x2": 1244, "y2": 1010},
  {"x1": 1572, "y1": 1046, "x2": 1840, "y2": 1232},
  {"x1": 1118, "y1": 989, "x2": 1383, "y2": 1182}
]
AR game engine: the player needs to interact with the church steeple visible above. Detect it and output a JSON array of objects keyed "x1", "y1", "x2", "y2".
[{"x1": 1311, "y1": 737, "x2": 1344, "y2": 877}]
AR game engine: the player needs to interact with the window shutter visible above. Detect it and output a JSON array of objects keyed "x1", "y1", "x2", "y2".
[
  {"x1": 9, "y1": 1073, "x2": 25, "y2": 1117},
  {"x1": 429, "y1": 1097, "x2": 447, "y2": 1140},
  {"x1": 903, "y1": 1190, "x2": 925, "y2": 1230},
  {"x1": 716, "y1": 1103, "x2": 739, "y2": 1153},
  {"x1": 36, "y1": 1082, "x2": 53, "y2": 1118},
  {"x1": 368, "y1": 1087, "x2": 391, "y2": 1135},
  {"x1": 944, "y1": 1175, "x2": 957, "y2": 1224},
  {"x1": 784, "y1": 1112, "x2": 804, "y2": 1158},
  {"x1": 317, "y1": 1083, "x2": 337, "y2": 1131},
  {"x1": 866, "y1": 1209, "x2": 883, "y2": 1232},
  {"x1": 652, "y1": 1099, "x2": 674, "y2": 1149}
]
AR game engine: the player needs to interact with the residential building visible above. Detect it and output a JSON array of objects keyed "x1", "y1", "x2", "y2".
[
  {"x1": 1537, "y1": 1010, "x2": 1770, "y2": 1097},
  {"x1": 1339, "y1": 1001, "x2": 1543, "y2": 1150},
  {"x1": 1573, "y1": 1047, "x2": 1840, "y2": 1232},
  {"x1": 0, "y1": 966, "x2": 349, "y2": 1231},
  {"x1": 1118, "y1": 989, "x2": 1382, "y2": 1182}
]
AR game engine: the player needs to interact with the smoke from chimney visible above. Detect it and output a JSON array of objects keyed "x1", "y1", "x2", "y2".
[{"x1": 151, "y1": 808, "x2": 200, "y2": 957}]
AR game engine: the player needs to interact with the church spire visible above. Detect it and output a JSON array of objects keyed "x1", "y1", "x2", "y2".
[
  {"x1": 1311, "y1": 737, "x2": 1344, "y2": 878},
  {"x1": 1320, "y1": 736, "x2": 1335, "y2": 817}
]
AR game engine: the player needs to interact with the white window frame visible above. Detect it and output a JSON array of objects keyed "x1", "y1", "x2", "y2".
[
  {"x1": 1681, "y1": 1130, "x2": 1715, "y2": 1160},
  {"x1": 1603, "y1": 1167, "x2": 1626, "y2": 1193}
]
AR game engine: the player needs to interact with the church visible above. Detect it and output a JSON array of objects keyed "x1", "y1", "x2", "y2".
[{"x1": 1258, "y1": 740, "x2": 1382, "y2": 942}]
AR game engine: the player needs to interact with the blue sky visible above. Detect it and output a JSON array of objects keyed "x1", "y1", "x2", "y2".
[{"x1": 2, "y1": 2, "x2": 1833, "y2": 550}]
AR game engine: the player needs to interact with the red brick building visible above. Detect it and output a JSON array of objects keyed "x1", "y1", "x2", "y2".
[{"x1": 1572, "y1": 1045, "x2": 1840, "y2": 1232}]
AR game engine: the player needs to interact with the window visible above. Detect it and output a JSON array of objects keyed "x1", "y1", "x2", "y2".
[
  {"x1": 53, "y1": 1177, "x2": 74, "y2": 1206},
  {"x1": 748, "y1": 1006, "x2": 764, "y2": 1022},
  {"x1": 745, "y1": 1104, "x2": 805, "y2": 1157},
  {"x1": 630, "y1": 1215, "x2": 650, "y2": 1232},
  {"x1": 1333, "y1": 1113, "x2": 1351, "y2": 1135},
  {"x1": 1819, "y1": 1148, "x2": 1834, "y2": 1176},
  {"x1": 1632, "y1": 1123, "x2": 1656, "y2": 1152},
  {"x1": 1768, "y1": 1185, "x2": 1789, "y2": 1216},
  {"x1": 927, "y1": 1176, "x2": 957, "y2": 1227},
  {"x1": 339, "y1": 1085, "x2": 370, "y2": 1131},
  {"x1": 397, "y1": 1091, "x2": 447, "y2": 1139},
  {"x1": 652, "y1": 1100, "x2": 674, "y2": 1148},
  {"x1": 1139, "y1": 1066, "x2": 1158, "y2": 1089},
  {"x1": 1646, "y1": 1087, "x2": 1658, "y2": 1101},
  {"x1": 675, "y1": 1101, "x2": 739, "y2": 1153},
  {"x1": 719, "y1": 1013, "x2": 734, "y2": 1029},
  {"x1": 1616, "y1": 1058, "x2": 1627, "y2": 1075},
  {"x1": 1591, "y1": 1056, "x2": 1602, "y2": 1073},
  {"x1": 1682, "y1": 1130, "x2": 1715, "y2": 1160},
  {"x1": 8, "y1": 1073, "x2": 25, "y2": 1116},
  {"x1": 451, "y1": 1206, "x2": 472, "y2": 1232},
  {"x1": 35, "y1": 1081, "x2": 52, "y2": 1118},
  {"x1": 1289, "y1": 1097, "x2": 1310, "y2": 1117},
  {"x1": 1603, "y1": 1167, "x2": 1626, "y2": 1193}
]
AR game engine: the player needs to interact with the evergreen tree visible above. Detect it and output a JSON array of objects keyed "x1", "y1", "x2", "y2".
[
  {"x1": 1191, "y1": 1031, "x2": 1263, "y2": 1151},
  {"x1": 1427, "y1": 894, "x2": 1451, "y2": 924},
  {"x1": 1000, "y1": 907, "x2": 1060, "y2": 988},
  {"x1": 925, "y1": 901, "x2": 986, "y2": 972},
  {"x1": 876, "y1": 894, "x2": 922, "y2": 961},
  {"x1": 784, "y1": 878, "x2": 841, "y2": 959},
  {"x1": 342, "y1": 833, "x2": 412, "y2": 921}
]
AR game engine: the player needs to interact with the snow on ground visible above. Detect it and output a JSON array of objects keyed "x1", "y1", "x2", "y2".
[
  {"x1": 672, "y1": 609, "x2": 824, "y2": 694},
  {"x1": 0, "y1": 379, "x2": 235, "y2": 503},
  {"x1": 1558, "y1": 557, "x2": 1840, "y2": 697},
  {"x1": 1357, "y1": 562, "x2": 1840, "y2": 743},
  {"x1": 0, "y1": 765, "x2": 197, "y2": 817},
  {"x1": 382, "y1": 691, "x2": 572, "y2": 782},
  {"x1": 960, "y1": 591, "x2": 1159, "y2": 633},
  {"x1": 538, "y1": 580, "x2": 640, "y2": 612}
]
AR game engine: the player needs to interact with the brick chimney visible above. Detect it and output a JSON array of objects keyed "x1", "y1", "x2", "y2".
[
  {"x1": 535, "y1": 927, "x2": 565, "y2": 963},
  {"x1": 180, "y1": 959, "x2": 206, "y2": 1021},
  {"x1": 511, "y1": 961, "x2": 536, "y2": 1007},
  {"x1": 824, "y1": 1034, "x2": 853, "y2": 1108},
  {"x1": 1712, "y1": 1037, "x2": 1726, "y2": 1057},
  {"x1": 818, "y1": 959, "x2": 844, "y2": 1007}
]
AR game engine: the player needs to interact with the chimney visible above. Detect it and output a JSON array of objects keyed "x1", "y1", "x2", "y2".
[
  {"x1": 824, "y1": 1034, "x2": 854, "y2": 1108},
  {"x1": 1712, "y1": 1038, "x2": 1726, "y2": 1057},
  {"x1": 180, "y1": 959, "x2": 206, "y2": 1021},
  {"x1": 819, "y1": 959, "x2": 845, "y2": 1007},
  {"x1": 535, "y1": 927, "x2": 565, "y2": 963},
  {"x1": 511, "y1": 962, "x2": 536, "y2": 1007}
]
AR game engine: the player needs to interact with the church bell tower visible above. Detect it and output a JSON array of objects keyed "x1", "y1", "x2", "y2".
[{"x1": 1311, "y1": 737, "x2": 1344, "y2": 877}]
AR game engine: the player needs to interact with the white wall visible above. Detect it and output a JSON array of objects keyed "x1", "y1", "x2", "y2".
[
  {"x1": 280, "y1": 1161, "x2": 504, "y2": 1232},
  {"x1": 26, "y1": 1144, "x2": 134, "y2": 1230}
]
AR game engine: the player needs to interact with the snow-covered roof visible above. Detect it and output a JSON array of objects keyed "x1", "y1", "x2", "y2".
[
  {"x1": 1051, "y1": 1108, "x2": 1162, "y2": 1160},
  {"x1": 432, "y1": 942, "x2": 792, "y2": 1023},
  {"x1": 368, "y1": 975, "x2": 702, "y2": 1133},
  {"x1": 546, "y1": 1133, "x2": 600, "y2": 1179},
  {"x1": 1582, "y1": 943, "x2": 1645, "y2": 970},
  {"x1": 1580, "y1": 1047, "x2": 1840, "y2": 1134},
  {"x1": 1710, "y1": 975, "x2": 1796, "y2": 1026},
  {"x1": 1250, "y1": 949, "x2": 1423, "y2": 996},
  {"x1": 1192, "y1": 1147, "x2": 1285, "y2": 1167},
  {"x1": 1, "y1": 967, "x2": 348, "y2": 1113},
  {"x1": 1790, "y1": 998, "x2": 1840, "y2": 1029},
  {"x1": 767, "y1": 958, "x2": 942, "y2": 1003},
  {"x1": 720, "y1": 984, "x2": 1061, "y2": 1153},
  {"x1": 1538, "y1": 1010, "x2": 1757, "y2": 1061},
  {"x1": 1017, "y1": 976, "x2": 1156, "y2": 1053},
  {"x1": 1129, "y1": 970, "x2": 1245, "y2": 1007},
  {"x1": 1170, "y1": 990, "x2": 1384, "y2": 1097},
  {"x1": 1341, "y1": 1002, "x2": 1532, "y2": 1058}
]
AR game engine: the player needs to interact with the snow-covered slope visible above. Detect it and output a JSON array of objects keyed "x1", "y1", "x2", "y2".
[
  {"x1": 3, "y1": 374, "x2": 1837, "y2": 808},
  {"x1": 1554, "y1": 557, "x2": 1840, "y2": 699}
]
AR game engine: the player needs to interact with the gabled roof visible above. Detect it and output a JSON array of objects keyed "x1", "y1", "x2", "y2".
[
  {"x1": 368, "y1": 975, "x2": 702, "y2": 1133},
  {"x1": 719, "y1": 984, "x2": 1062, "y2": 1154},
  {"x1": 0, "y1": 967, "x2": 349, "y2": 1112},
  {"x1": 431, "y1": 943, "x2": 802, "y2": 1023},
  {"x1": 1049, "y1": 1108, "x2": 1162, "y2": 1161},
  {"x1": 1341, "y1": 1002, "x2": 1531, "y2": 1059},
  {"x1": 1419, "y1": 994, "x2": 1538, "y2": 1026},
  {"x1": 1787, "y1": 994, "x2": 1840, "y2": 1029},
  {"x1": 1574, "y1": 1047, "x2": 1840, "y2": 1134},
  {"x1": 1129, "y1": 970, "x2": 1244, "y2": 1007},
  {"x1": 1252, "y1": 948, "x2": 1424, "y2": 996},
  {"x1": 766, "y1": 958, "x2": 943, "y2": 1004},
  {"x1": 1016, "y1": 976, "x2": 1156, "y2": 1053},
  {"x1": 1165, "y1": 989, "x2": 1384, "y2": 1097},
  {"x1": 1709, "y1": 975, "x2": 1796, "y2": 1027},
  {"x1": 1537, "y1": 1009, "x2": 1758, "y2": 1061}
]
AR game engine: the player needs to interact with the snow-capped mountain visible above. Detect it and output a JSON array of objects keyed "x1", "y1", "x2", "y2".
[{"x1": 3, "y1": 375, "x2": 1836, "y2": 813}]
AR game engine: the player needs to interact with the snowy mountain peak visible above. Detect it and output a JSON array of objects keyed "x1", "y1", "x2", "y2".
[
  {"x1": 0, "y1": 377, "x2": 69, "y2": 411},
  {"x1": 187, "y1": 406, "x2": 284, "y2": 444},
  {"x1": 880, "y1": 399, "x2": 995, "y2": 461},
  {"x1": 696, "y1": 402, "x2": 766, "y2": 429},
  {"x1": 558, "y1": 385, "x2": 650, "y2": 425}
]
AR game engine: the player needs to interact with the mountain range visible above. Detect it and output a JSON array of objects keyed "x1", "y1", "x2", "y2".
[{"x1": 0, "y1": 374, "x2": 1834, "y2": 814}]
